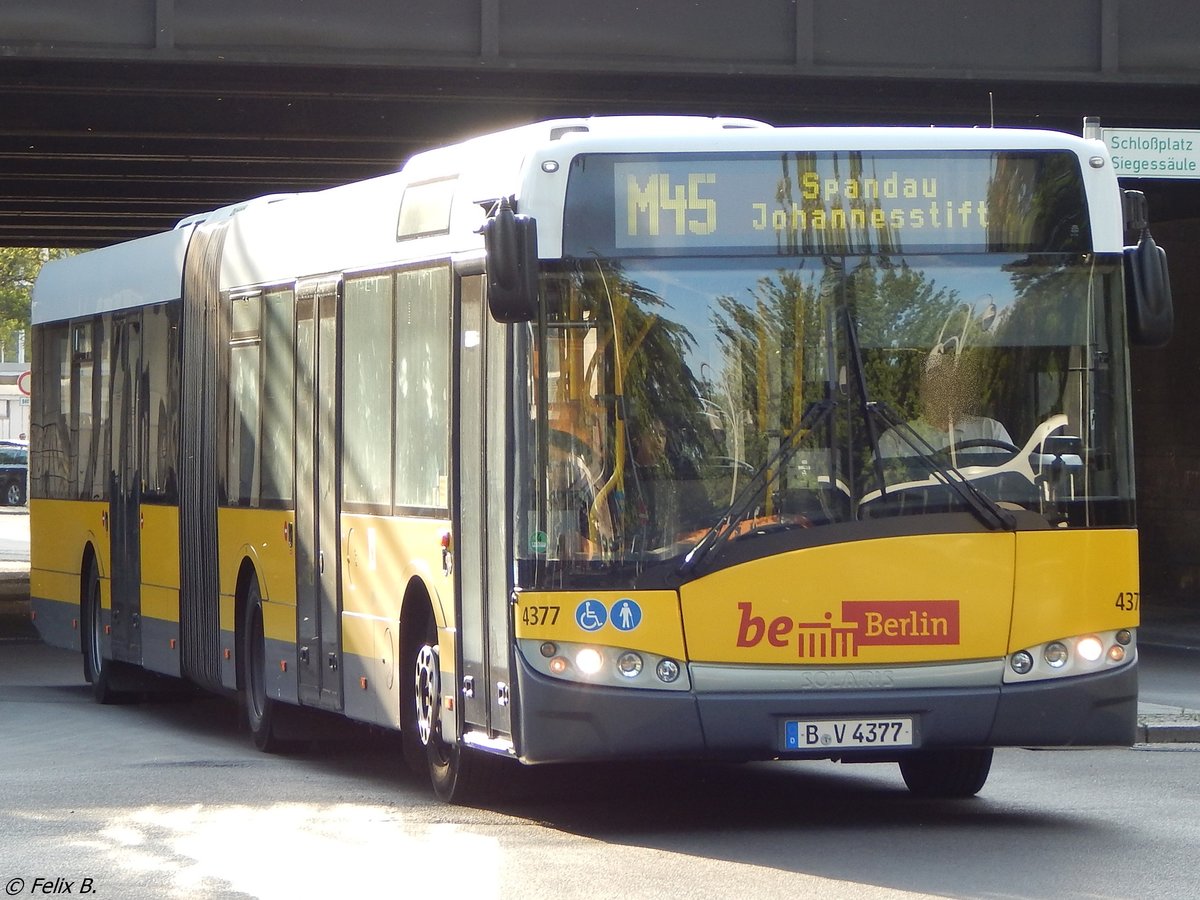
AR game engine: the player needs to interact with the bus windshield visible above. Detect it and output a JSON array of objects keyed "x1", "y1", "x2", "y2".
[{"x1": 526, "y1": 251, "x2": 1134, "y2": 583}]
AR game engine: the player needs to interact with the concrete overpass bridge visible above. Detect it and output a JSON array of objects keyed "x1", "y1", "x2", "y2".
[
  {"x1": 4, "y1": 0, "x2": 1200, "y2": 605},
  {"x1": 4, "y1": 0, "x2": 1200, "y2": 247}
]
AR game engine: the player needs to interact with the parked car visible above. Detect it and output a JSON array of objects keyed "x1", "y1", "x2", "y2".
[{"x1": 0, "y1": 440, "x2": 27, "y2": 506}]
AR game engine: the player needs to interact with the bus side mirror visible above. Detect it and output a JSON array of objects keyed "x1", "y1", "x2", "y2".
[
  {"x1": 482, "y1": 198, "x2": 539, "y2": 323},
  {"x1": 1123, "y1": 190, "x2": 1173, "y2": 347}
]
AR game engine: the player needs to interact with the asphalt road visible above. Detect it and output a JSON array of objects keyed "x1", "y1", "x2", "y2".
[
  {"x1": 4, "y1": 509, "x2": 1200, "y2": 898},
  {"x1": 3, "y1": 640, "x2": 1200, "y2": 900},
  {"x1": 0, "y1": 505, "x2": 28, "y2": 563}
]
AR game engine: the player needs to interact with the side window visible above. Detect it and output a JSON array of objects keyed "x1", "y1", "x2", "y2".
[
  {"x1": 342, "y1": 274, "x2": 394, "y2": 507},
  {"x1": 397, "y1": 178, "x2": 456, "y2": 240},
  {"x1": 395, "y1": 265, "x2": 451, "y2": 510},
  {"x1": 142, "y1": 303, "x2": 180, "y2": 502},
  {"x1": 74, "y1": 317, "x2": 110, "y2": 501},
  {"x1": 260, "y1": 287, "x2": 294, "y2": 505},
  {"x1": 227, "y1": 293, "x2": 262, "y2": 506},
  {"x1": 32, "y1": 323, "x2": 71, "y2": 500},
  {"x1": 109, "y1": 313, "x2": 143, "y2": 502}
]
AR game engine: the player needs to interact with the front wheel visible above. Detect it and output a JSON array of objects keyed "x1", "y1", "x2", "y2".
[
  {"x1": 899, "y1": 748, "x2": 993, "y2": 798},
  {"x1": 407, "y1": 613, "x2": 503, "y2": 803}
]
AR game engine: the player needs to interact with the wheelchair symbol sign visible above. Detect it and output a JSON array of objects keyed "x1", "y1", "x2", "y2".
[{"x1": 575, "y1": 599, "x2": 607, "y2": 632}]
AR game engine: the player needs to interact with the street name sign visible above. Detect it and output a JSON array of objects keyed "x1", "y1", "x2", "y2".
[{"x1": 1100, "y1": 127, "x2": 1200, "y2": 179}]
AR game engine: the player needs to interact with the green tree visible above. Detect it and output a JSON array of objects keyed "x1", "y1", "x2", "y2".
[{"x1": 0, "y1": 247, "x2": 74, "y2": 357}]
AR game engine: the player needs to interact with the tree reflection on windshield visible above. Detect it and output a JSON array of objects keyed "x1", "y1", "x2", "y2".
[{"x1": 527, "y1": 252, "x2": 1133, "y2": 584}]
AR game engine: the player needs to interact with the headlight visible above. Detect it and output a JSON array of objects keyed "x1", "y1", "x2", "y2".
[
  {"x1": 616, "y1": 651, "x2": 643, "y2": 678},
  {"x1": 656, "y1": 658, "x2": 681, "y2": 683},
  {"x1": 1004, "y1": 629, "x2": 1136, "y2": 683},
  {"x1": 575, "y1": 647, "x2": 604, "y2": 675},
  {"x1": 1076, "y1": 636, "x2": 1104, "y2": 662},
  {"x1": 517, "y1": 638, "x2": 690, "y2": 691},
  {"x1": 1044, "y1": 642, "x2": 1068, "y2": 668}
]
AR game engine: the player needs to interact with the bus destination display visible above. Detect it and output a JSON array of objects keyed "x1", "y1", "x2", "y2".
[{"x1": 561, "y1": 151, "x2": 1087, "y2": 256}]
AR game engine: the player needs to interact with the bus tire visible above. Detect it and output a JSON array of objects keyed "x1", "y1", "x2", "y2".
[
  {"x1": 899, "y1": 748, "x2": 993, "y2": 798},
  {"x1": 242, "y1": 576, "x2": 296, "y2": 753},
  {"x1": 406, "y1": 612, "x2": 503, "y2": 803},
  {"x1": 81, "y1": 560, "x2": 131, "y2": 705}
]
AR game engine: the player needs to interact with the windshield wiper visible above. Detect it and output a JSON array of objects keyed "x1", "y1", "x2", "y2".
[
  {"x1": 678, "y1": 399, "x2": 836, "y2": 575},
  {"x1": 839, "y1": 295, "x2": 1013, "y2": 533},
  {"x1": 869, "y1": 401, "x2": 1016, "y2": 532}
]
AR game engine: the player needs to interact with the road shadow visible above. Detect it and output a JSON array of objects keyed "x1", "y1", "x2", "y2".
[{"x1": 8, "y1": 642, "x2": 1135, "y2": 900}]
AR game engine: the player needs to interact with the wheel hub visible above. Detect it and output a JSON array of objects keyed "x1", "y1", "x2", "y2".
[{"x1": 415, "y1": 644, "x2": 439, "y2": 747}]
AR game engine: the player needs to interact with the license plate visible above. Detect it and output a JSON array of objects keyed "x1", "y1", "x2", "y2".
[{"x1": 784, "y1": 717, "x2": 914, "y2": 750}]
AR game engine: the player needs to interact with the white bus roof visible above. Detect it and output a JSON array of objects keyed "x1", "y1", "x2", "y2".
[{"x1": 33, "y1": 116, "x2": 1118, "y2": 325}]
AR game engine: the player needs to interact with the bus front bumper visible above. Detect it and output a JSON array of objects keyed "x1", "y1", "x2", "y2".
[{"x1": 512, "y1": 653, "x2": 1138, "y2": 765}]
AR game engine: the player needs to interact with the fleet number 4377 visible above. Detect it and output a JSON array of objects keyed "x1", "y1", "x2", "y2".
[
  {"x1": 1115, "y1": 591, "x2": 1140, "y2": 612},
  {"x1": 521, "y1": 605, "x2": 560, "y2": 626}
]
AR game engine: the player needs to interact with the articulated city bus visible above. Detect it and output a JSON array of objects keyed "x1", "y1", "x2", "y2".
[{"x1": 29, "y1": 116, "x2": 1171, "y2": 801}]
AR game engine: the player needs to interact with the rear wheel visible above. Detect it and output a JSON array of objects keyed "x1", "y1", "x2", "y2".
[
  {"x1": 899, "y1": 748, "x2": 993, "y2": 798},
  {"x1": 243, "y1": 576, "x2": 295, "y2": 753},
  {"x1": 81, "y1": 561, "x2": 129, "y2": 704}
]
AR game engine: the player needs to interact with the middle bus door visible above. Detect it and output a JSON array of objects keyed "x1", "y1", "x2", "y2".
[
  {"x1": 456, "y1": 273, "x2": 513, "y2": 742},
  {"x1": 295, "y1": 278, "x2": 344, "y2": 710},
  {"x1": 108, "y1": 312, "x2": 143, "y2": 664}
]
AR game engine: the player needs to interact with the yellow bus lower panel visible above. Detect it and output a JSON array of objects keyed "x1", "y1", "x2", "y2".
[
  {"x1": 139, "y1": 585, "x2": 181, "y2": 678},
  {"x1": 510, "y1": 528, "x2": 1139, "y2": 764},
  {"x1": 30, "y1": 498, "x2": 108, "y2": 585},
  {"x1": 29, "y1": 498, "x2": 106, "y2": 651},
  {"x1": 1010, "y1": 528, "x2": 1139, "y2": 651},
  {"x1": 679, "y1": 532, "x2": 1016, "y2": 666},
  {"x1": 30, "y1": 595, "x2": 81, "y2": 653},
  {"x1": 216, "y1": 506, "x2": 298, "y2": 693},
  {"x1": 341, "y1": 613, "x2": 401, "y2": 729},
  {"x1": 340, "y1": 513, "x2": 451, "y2": 730}
]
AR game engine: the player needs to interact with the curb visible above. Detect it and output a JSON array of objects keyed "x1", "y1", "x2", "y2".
[
  {"x1": 1136, "y1": 703, "x2": 1200, "y2": 743},
  {"x1": 1137, "y1": 723, "x2": 1200, "y2": 743}
]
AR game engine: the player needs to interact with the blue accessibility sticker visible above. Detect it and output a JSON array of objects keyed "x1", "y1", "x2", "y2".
[
  {"x1": 610, "y1": 598, "x2": 643, "y2": 632},
  {"x1": 575, "y1": 599, "x2": 607, "y2": 632}
]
